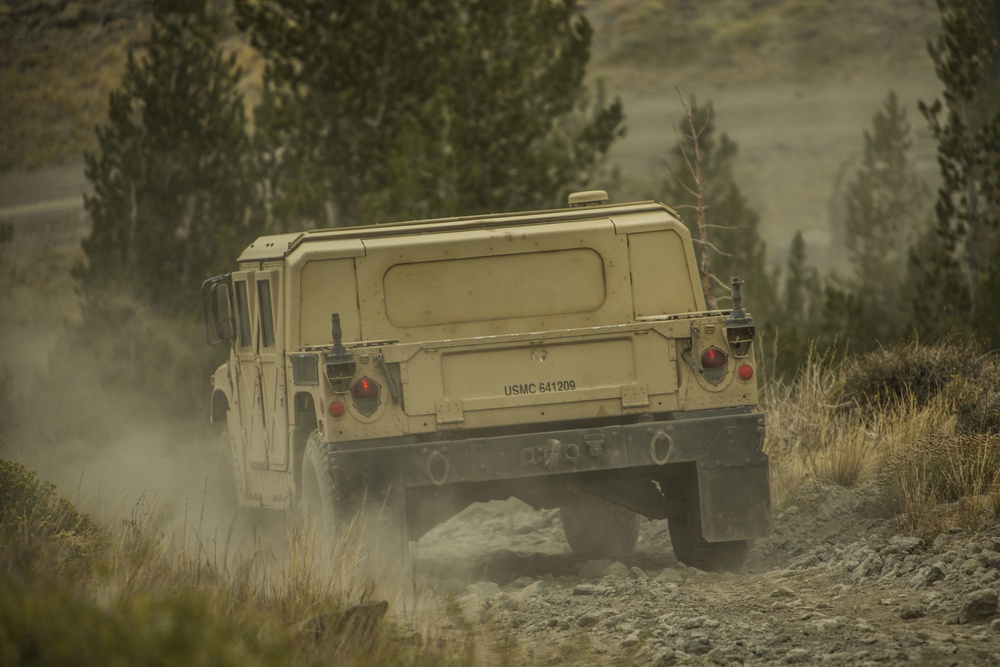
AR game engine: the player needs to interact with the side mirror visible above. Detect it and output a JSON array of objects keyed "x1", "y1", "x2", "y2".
[{"x1": 201, "y1": 275, "x2": 236, "y2": 345}]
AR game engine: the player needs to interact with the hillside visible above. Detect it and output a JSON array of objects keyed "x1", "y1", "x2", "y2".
[{"x1": 0, "y1": 0, "x2": 939, "y2": 170}]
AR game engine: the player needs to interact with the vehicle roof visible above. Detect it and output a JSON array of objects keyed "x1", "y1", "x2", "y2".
[{"x1": 237, "y1": 200, "x2": 675, "y2": 263}]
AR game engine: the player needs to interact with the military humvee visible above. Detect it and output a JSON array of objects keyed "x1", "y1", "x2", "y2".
[{"x1": 202, "y1": 191, "x2": 770, "y2": 572}]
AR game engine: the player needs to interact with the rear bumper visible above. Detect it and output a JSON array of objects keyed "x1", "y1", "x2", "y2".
[{"x1": 326, "y1": 408, "x2": 770, "y2": 541}]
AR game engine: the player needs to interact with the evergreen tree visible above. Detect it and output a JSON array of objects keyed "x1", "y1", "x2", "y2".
[
  {"x1": 75, "y1": 0, "x2": 256, "y2": 418},
  {"x1": 82, "y1": 0, "x2": 255, "y2": 312},
  {"x1": 0, "y1": 223, "x2": 11, "y2": 298},
  {"x1": 771, "y1": 230, "x2": 825, "y2": 376},
  {"x1": 661, "y1": 98, "x2": 776, "y2": 324},
  {"x1": 838, "y1": 92, "x2": 931, "y2": 349},
  {"x1": 913, "y1": 0, "x2": 1000, "y2": 344},
  {"x1": 235, "y1": 0, "x2": 625, "y2": 228}
]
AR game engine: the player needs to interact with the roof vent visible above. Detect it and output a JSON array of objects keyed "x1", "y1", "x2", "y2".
[{"x1": 568, "y1": 190, "x2": 609, "y2": 207}]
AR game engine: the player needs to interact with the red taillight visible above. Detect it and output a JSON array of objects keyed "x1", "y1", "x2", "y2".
[
  {"x1": 738, "y1": 364, "x2": 754, "y2": 381},
  {"x1": 701, "y1": 347, "x2": 727, "y2": 369},
  {"x1": 351, "y1": 377, "x2": 381, "y2": 417},
  {"x1": 352, "y1": 378, "x2": 380, "y2": 400},
  {"x1": 328, "y1": 400, "x2": 345, "y2": 417}
]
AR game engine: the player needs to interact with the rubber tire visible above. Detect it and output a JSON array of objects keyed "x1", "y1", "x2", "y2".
[
  {"x1": 216, "y1": 425, "x2": 240, "y2": 514},
  {"x1": 300, "y1": 431, "x2": 339, "y2": 543},
  {"x1": 667, "y1": 472, "x2": 749, "y2": 573},
  {"x1": 561, "y1": 494, "x2": 640, "y2": 559}
]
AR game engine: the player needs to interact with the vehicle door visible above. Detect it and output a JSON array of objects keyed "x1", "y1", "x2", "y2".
[{"x1": 254, "y1": 268, "x2": 288, "y2": 471}]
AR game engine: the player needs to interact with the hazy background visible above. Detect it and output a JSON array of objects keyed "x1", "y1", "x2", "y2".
[{"x1": 0, "y1": 0, "x2": 943, "y2": 506}]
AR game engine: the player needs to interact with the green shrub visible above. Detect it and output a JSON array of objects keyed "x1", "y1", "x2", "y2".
[
  {"x1": 0, "y1": 459, "x2": 94, "y2": 541},
  {"x1": 944, "y1": 368, "x2": 1000, "y2": 435},
  {"x1": 839, "y1": 339, "x2": 985, "y2": 413},
  {"x1": 0, "y1": 582, "x2": 285, "y2": 667}
]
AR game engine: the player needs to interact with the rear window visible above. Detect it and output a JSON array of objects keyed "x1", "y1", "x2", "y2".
[{"x1": 383, "y1": 248, "x2": 606, "y2": 328}]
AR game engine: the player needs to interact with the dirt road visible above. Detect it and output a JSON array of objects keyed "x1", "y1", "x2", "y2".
[{"x1": 414, "y1": 485, "x2": 1000, "y2": 665}]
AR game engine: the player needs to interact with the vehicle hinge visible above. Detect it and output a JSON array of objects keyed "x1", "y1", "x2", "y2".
[
  {"x1": 681, "y1": 324, "x2": 702, "y2": 373},
  {"x1": 621, "y1": 384, "x2": 649, "y2": 413},
  {"x1": 435, "y1": 400, "x2": 465, "y2": 429}
]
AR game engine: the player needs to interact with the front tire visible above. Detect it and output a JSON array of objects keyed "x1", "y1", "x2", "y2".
[
  {"x1": 300, "y1": 431, "x2": 338, "y2": 543},
  {"x1": 561, "y1": 494, "x2": 640, "y2": 559}
]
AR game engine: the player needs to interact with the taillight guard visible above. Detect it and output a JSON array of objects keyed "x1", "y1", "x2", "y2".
[{"x1": 352, "y1": 377, "x2": 381, "y2": 416}]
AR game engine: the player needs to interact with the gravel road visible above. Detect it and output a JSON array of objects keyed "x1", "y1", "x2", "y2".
[{"x1": 413, "y1": 484, "x2": 1000, "y2": 666}]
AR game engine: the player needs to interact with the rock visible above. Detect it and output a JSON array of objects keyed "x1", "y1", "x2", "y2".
[
  {"x1": 960, "y1": 557, "x2": 985, "y2": 575},
  {"x1": 577, "y1": 608, "x2": 617, "y2": 628},
  {"x1": 681, "y1": 634, "x2": 712, "y2": 655},
  {"x1": 888, "y1": 536, "x2": 924, "y2": 554},
  {"x1": 606, "y1": 561, "x2": 630, "y2": 579},
  {"x1": 577, "y1": 559, "x2": 613, "y2": 579},
  {"x1": 622, "y1": 632, "x2": 641, "y2": 647},
  {"x1": 932, "y1": 533, "x2": 954, "y2": 550},
  {"x1": 678, "y1": 616, "x2": 705, "y2": 629},
  {"x1": 467, "y1": 581, "x2": 501, "y2": 597},
  {"x1": 655, "y1": 568, "x2": 684, "y2": 584},
  {"x1": 982, "y1": 550, "x2": 1000, "y2": 569},
  {"x1": 991, "y1": 618, "x2": 1000, "y2": 633},
  {"x1": 959, "y1": 589, "x2": 998, "y2": 624},
  {"x1": 852, "y1": 552, "x2": 884, "y2": 581},
  {"x1": 514, "y1": 580, "x2": 546, "y2": 601},
  {"x1": 573, "y1": 583, "x2": 612, "y2": 596},
  {"x1": 804, "y1": 617, "x2": 843, "y2": 633},
  {"x1": 784, "y1": 647, "x2": 811, "y2": 663},
  {"x1": 649, "y1": 648, "x2": 677, "y2": 666},
  {"x1": 770, "y1": 587, "x2": 796, "y2": 598},
  {"x1": 909, "y1": 563, "x2": 946, "y2": 588},
  {"x1": 899, "y1": 604, "x2": 925, "y2": 619},
  {"x1": 629, "y1": 566, "x2": 649, "y2": 581}
]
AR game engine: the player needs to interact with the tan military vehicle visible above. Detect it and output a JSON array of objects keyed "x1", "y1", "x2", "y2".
[{"x1": 202, "y1": 191, "x2": 770, "y2": 572}]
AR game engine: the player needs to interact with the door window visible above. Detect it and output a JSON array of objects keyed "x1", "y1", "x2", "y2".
[
  {"x1": 257, "y1": 279, "x2": 276, "y2": 348},
  {"x1": 234, "y1": 280, "x2": 252, "y2": 348}
]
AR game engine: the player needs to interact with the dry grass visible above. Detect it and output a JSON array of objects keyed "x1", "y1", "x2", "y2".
[
  {"x1": 0, "y1": 459, "x2": 483, "y2": 666},
  {"x1": 763, "y1": 342, "x2": 1000, "y2": 537}
]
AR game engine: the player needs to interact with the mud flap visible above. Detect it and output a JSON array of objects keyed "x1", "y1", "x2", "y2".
[{"x1": 696, "y1": 426, "x2": 771, "y2": 542}]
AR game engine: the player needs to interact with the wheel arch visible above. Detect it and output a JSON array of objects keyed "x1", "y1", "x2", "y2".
[
  {"x1": 210, "y1": 388, "x2": 230, "y2": 423},
  {"x1": 292, "y1": 391, "x2": 320, "y2": 501}
]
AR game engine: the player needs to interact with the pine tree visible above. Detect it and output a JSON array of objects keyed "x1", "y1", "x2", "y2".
[
  {"x1": 74, "y1": 0, "x2": 257, "y2": 418},
  {"x1": 82, "y1": 0, "x2": 255, "y2": 312},
  {"x1": 661, "y1": 97, "x2": 776, "y2": 324},
  {"x1": 839, "y1": 91, "x2": 931, "y2": 348},
  {"x1": 913, "y1": 0, "x2": 1000, "y2": 344},
  {"x1": 772, "y1": 230, "x2": 825, "y2": 376},
  {"x1": 235, "y1": 0, "x2": 625, "y2": 228}
]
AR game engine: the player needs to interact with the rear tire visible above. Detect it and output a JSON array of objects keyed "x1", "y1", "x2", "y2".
[
  {"x1": 667, "y1": 471, "x2": 748, "y2": 572},
  {"x1": 299, "y1": 432, "x2": 412, "y2": 581},
  {"x1": 561, "y1": 494, "x2": 640, "y2": 559}
]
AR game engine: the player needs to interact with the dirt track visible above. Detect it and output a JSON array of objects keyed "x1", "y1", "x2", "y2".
[{"x1": 414, "y1": 485, "x2": 1000, "y2": 666}]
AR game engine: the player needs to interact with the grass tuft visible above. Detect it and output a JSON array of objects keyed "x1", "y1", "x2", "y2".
[{"x1": 765, "y1": 341, "x2": 1000, "y2": 538}]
